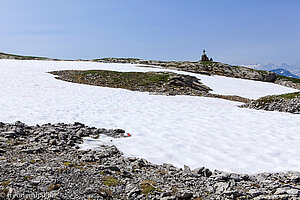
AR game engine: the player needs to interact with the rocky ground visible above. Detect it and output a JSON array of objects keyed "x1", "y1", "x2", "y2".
[
  {"x1": 50, "y1": 70, "x2": 250, "y2": 103},
  {"x1": 1, "y1": 122, "x2": 300, "y2": 200},
  {"x1": 275, "y1": 79, "x2": 300, "y2": 90},
  {"x1": 240, "y1": 92, "x2": 300, "y2": 114}
]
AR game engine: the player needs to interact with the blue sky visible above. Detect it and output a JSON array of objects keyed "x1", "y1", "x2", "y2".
[{"x1": 1, "y1": 0, "x2": 300, "y2": 65}]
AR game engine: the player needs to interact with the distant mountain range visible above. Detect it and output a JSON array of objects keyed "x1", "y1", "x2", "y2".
[
  {"x1": 270, "y1": 69, "x2": 299, "y2": 78},
  {"x1": 243, "y1": 63, "x2": 300, "y2": 79}
]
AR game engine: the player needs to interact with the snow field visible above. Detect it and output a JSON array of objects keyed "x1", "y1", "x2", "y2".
[{"x1": 0, "y1": 59, "x2": 299, "y2": 174}]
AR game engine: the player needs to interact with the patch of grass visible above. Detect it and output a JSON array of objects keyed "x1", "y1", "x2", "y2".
[
  {"x1": 83, "y1": 70, "x2": 170, "y2": 85},
  {"x1": 29, "y1": 159, "x2": 36, "y2": 164},
  {"x1": 257, "y1": 92, "x2": 300, "y2": 104},
  {"x1": 200, "y1": 61, "x2": 216, "y2": 65},
  {"x1": 276, "y1": 74, "x2": 300, "y2": 83},
  {"x1": 62, "y1": 162, "x2": 74, "y2": 167},
  {"x1": 51, "y1": 70, "x2": 171, "y2": 91},
  {"x1": 140, "y1": 180, "x2": 161, "y2": 195},
  {"x1": 102, "y1": 176, "x2": 119, "y2": 187},
  {"x1": 255, "y1": 69, "x2": 269, "y2": 74},
  {"x1": 1, "y1": 180, "x2": 10, "y2": 186},
  {"x1": 24, "y1": 175, "x2": 33, "y2": 181},
  {"x1": 277, "y1": 92, "x2": 300, "y2": 99},
  {"x1": 99, "y1": 171, "x2": 105, "y2": 175}
]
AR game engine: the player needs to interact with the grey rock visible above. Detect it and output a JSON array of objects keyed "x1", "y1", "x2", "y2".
[
  {"x1": 0, "y1": 149, "x2": 6, "y2": 154},
  {"x1": 286, "y1": 188, "x2": 299, "y2": 195},
  {"x1": 2, "y1": 131, "x2": 16, "y2": 138},
  {"x1": 184, "y1": 165, "x2": 192, "y2": 174},
  {"x1": 180, "y1": 192, "x2": 193, "y2": 199}
]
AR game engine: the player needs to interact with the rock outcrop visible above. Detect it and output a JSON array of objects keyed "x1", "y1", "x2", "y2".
[
  {"x1": 275, "y1": 79, "x2": 300, "y2": 90},
  {"x1": 240, "y1": 92, "x2": 300, "y2": 114}
]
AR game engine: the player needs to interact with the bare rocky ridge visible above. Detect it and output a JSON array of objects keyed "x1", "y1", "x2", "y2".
[
  {"x1": 1, "y1": 122, "x2": 300, "y2": 200},
  {"x1": 0, "y1": 52, "x2": 56, "y2": 61},
  {"x1": 94, "y1": 58, "x2": 300, "y2": 91},
  {"x1": 94, "y1": 58, "x2": 278, "y2": 83}
]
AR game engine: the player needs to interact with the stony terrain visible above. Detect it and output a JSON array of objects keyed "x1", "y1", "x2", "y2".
[
  {"x1": 275, "y1": 77, "x2": 300, "y2": 90},
  {"x1": 50, "y1": 70, "x2": 251, "y2": 103},
  {"x1": 240, "y1": 92, "x2": 300, "y2": 114},
  {"x1": 1, "y1": 121, "x2": 300, "y2": 200}
]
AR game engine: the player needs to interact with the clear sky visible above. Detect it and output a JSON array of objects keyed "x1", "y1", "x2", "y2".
[{"x1": 1, "y1": 0, "x2": 300, "y2": 65}]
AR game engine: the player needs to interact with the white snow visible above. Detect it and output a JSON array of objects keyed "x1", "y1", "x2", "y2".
[{"x1": 0, "y1": 59, "x2": 299, "y2": 174}]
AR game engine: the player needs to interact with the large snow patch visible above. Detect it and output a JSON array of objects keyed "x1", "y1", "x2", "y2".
[{"x1": 0, "y1": 59, "x2": 299, "y2": 174}]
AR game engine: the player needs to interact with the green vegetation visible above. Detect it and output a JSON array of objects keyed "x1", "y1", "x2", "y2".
[
  {"x1": 257, "y1": 92, "x2": 300, "y2": 104},
  {"x1": 51, "y1": 69, "x2": 172, "y2": 91},
  {"x1": 24, "y1": 175, "x2": 33, "y2": 181},
  {"x1": 29, "y1": 159, "x2": 37, "y2": 164},
  {"x1": 62, "y1": 161, "x2": 74, "y2": 167},
  {"x1": 200, "y1": 61, "x2": 217, "y2": 65},
  {"x1": 276, "y1": 74, "x2": 300, "y2": 83},
  {"x1": 1, "y1": 180, "x2": 11, "y2": 186},
  {"x1": 82, "y1": 70, "x2": 170, "y2": 86},
  {"x1": 99, "y1": 171, "x2": 105, "y2": 175},
  {"x1": 140, "y1": 180, "x2": 161, "y2": 195},
  {"x1": 255, "y1": 69, "x2": 269, "y2": 74},
  {"x1": 276, "y1": 92, "x2": 300, "y2": 99},
  {"x1": 102, "y1": 176, "x2": 120, "y2": 187}
]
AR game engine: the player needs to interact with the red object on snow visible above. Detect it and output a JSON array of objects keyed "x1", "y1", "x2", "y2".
[{"x1": 127, "y1": 133, "x2": 131, "y2": 137}]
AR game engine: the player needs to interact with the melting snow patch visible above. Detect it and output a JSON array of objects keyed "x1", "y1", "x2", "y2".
[{"x1": 0, "y1": 59, "x2": 299, "y2": 174}]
